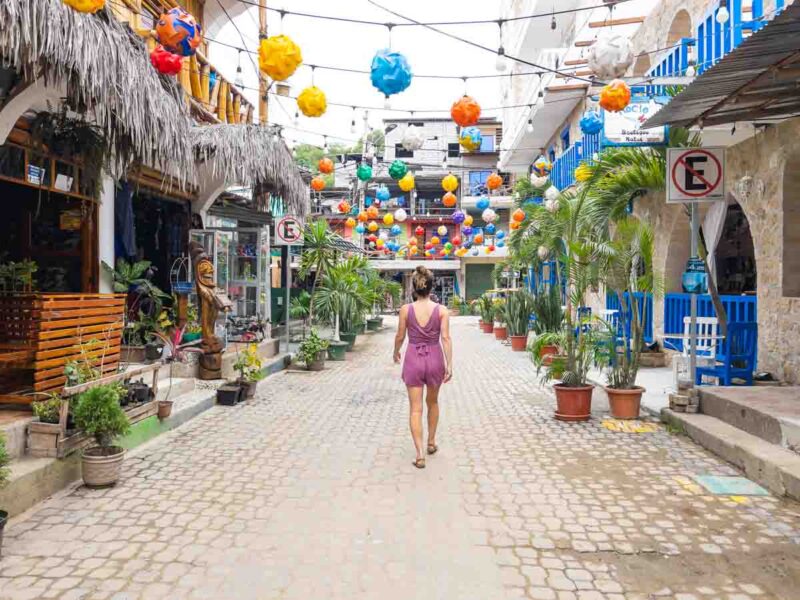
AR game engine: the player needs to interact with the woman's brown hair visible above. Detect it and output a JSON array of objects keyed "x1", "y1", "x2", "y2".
[{"x1": 412, "y1": 266, "x2": 434, "y2": 298}]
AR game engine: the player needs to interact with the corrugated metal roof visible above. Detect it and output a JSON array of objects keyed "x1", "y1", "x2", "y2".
[{"x1": 644, "y1": 3, "x2": 800, "y2": 130}]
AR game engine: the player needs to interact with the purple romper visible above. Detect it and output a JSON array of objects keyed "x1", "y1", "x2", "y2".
[{"x1": 402, "y1": 304, "x2": 446, "y2": 387}]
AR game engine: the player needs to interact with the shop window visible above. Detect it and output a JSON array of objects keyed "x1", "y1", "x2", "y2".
[
  {"x1": 560, "y1": 127, "x2": 570, "y2": 151},
  {"x1": 447, "y1": 143, "x2": 460, "y2": 158},
  {"x1": 469, "y1": 171, "x2": 491, "y2": 196},
  {"x1": 479, "y1": 133, "x2": 495, "y2": 152}
]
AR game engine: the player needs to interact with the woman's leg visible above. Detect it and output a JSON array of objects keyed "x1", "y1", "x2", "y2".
[
  {"x1": 407, "y1": 386, "x2": 425, "y2": 460},
  {"x1": 426, "y1": 385, "x2": 440, "y2": 448}
]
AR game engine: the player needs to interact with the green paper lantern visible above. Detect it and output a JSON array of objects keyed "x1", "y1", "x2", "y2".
[
  {"x1": 388, "y1": 160, "x2": 408, "y2": 181},
  {"x1": 357, "y1": 163, "x2": 373, "y2": 182}
]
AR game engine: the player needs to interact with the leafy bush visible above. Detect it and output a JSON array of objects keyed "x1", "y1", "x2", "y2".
[
  {"x1": 531, "y1": 285, "x2": 564, "y2": 335},
  {"x1": 73, "y1": 385, "x2": 130, "y2": 448},
  {"x1": 0, "y1": 432, "x2": 9, "y2": 487},
  {"x1": 32, "y1": 395, "x2": 61, "y2": 424},
  {"x1": 476, "y1": 295, "x2": 494, "y2": 323},
  {"x1": 505, "y1": 289, "x2": 535, "y2": 337},
  {"x1": 297, "y1": 329, "x2": 330, "y2": 366},
  {"x1": 234, "y1": 343, "x2": 263, "y2": 382}
]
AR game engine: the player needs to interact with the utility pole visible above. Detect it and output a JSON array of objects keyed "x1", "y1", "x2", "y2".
[{"x1": 258, "y1": 0, "x2": 268, "y2": 125}]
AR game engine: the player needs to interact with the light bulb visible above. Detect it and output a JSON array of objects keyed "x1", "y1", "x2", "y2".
[
  {"x1": 293, "y1": 111, "x2": 299, "y2": 127},
  {"x1": 234, "y1": 68, "x2": 244, "y2": 90},
  {"x1": 716, "y1": 6, "x2": 729, "y2": 24},
  {"x1": 350, "y1": 120, "x2": 357, "y2": 134},
  {"x1": 686, "y1": 63, "x2": 696, "y2": 77},
  {"x1": 495, "y1": 48, "x2": 507, "y2": 73},
  {"x1": 526, "y1": 119, "x2": 534, "y2": 134},
  {"x1": 441, "y1": 158, "x2": 447, "y2": 169},
  {"x1": 384, "y1": 96, "x2": 392, "y2": 109}
]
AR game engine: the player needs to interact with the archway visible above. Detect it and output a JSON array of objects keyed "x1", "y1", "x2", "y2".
[
  {"x1": 712, "y1": 202, "x2": 757, "y2": 294},
  {"x1": 666, "y1": 10, "x2": 692, "y2": 46},
  {"x1": 632, "y1": 54, "x2": 651, "y2": 77},
  {"x1": 782, "y1": 154, "x2": 800, "y2": 296}
]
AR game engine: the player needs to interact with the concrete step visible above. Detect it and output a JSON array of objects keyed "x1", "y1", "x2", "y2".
[
  {"x1": 661, "y1": 408, "x2": 800, "y2": 501},
  {"x1": 699, "y1": 387, "x2": 800, "y2": 450},
  {"x1": 154, "y1": 377, "x2": 196, "y2": 402},
  {"x1": 0, "y1": 415, "x2": 32, "y2": 460}
]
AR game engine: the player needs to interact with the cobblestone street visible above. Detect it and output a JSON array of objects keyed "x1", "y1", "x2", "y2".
[{"x1": 1, "y1": 317, "x2": 799, "y2": 600}]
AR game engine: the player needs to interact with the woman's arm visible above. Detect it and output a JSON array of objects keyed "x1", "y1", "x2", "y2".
[
  {"x1": 393, "y1": 305, "x2": 408, "y2": 363},
  {"x1": 440, "y1": 309, "x2": 453, "y2": 382}
]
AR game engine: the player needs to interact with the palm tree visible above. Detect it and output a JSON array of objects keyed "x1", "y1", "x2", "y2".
[
  {"x1": 298, "y1": 220, "x2": 335, "y2": 322},
  {"x1": 313, "y1": 255, "x2": 370, "y2": 340}
]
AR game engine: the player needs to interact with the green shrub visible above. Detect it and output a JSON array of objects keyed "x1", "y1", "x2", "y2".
[
  {"x1": 73, "y1": 385, "x2": 130, "y2": 448},
  {"x1": 297, "y1": 329, "x2": 330, "y2": 365},
  {"x1": 32, "y1": 395, "x2": 62, "y2": 424}
]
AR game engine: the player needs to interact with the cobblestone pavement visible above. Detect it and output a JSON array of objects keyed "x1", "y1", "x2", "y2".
[{"x1": 2, "y1": 317, "x2": 800, "y2": 600}]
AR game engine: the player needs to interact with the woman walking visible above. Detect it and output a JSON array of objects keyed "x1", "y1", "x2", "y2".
[{"x1": 394, "y1": 267, "x2": 453, "y2": 469}]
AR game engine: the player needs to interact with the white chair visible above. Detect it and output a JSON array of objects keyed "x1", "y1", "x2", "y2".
[{"x1": 671, "y1": 316, "x2": 719, "y2": 390}]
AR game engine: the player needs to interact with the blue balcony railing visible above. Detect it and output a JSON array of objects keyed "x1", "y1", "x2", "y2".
[
  {"x1": 550, "y1": 132, "x2": 602, "y2": 191},
  {"x1": 663, "y1": 293, "x2": 757, "y2": 355}
]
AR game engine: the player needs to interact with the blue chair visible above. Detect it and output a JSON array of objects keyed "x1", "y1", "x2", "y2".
[{"x1": 695, "y1": 322, "x2": 757, "y2": 386}]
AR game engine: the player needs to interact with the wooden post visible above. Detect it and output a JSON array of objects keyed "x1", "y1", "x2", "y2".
[
  {"x1": 189, "y1": 56, "x2": 203, "y2": 99},
  {"x1": 200, "y1": 63, "x2": 210, "y2": 105},
  {"x1": 259, "y1": 0, "x2": 268, "y2": 124},
  {"x1": 232, "y1": 94, "x2": 242, "y2": 124},
  {"x1": 217, "y1": 81, "x2": 228, "y2": 122}
]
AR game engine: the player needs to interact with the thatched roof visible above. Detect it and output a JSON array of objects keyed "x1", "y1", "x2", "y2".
[
  {"x1": 0, "y1": 0, "x2": 194, "y2": 180},
  {"x1": 192, "y1": 124, "x2": 309, "y2": 216}
]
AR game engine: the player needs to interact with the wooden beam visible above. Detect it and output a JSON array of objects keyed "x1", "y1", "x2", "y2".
[
  {"x1": 557, "y1": 69, "x2": 594, "y2": 79},
  {"x1": 589, "y1": 16, "x2": 645, "y2": 28},
  {"x1": 575, "y1": 40, "x2": 595, "y2": 47},
  {"x1": 564, "y1": 59, "x2": 588, "y2": 66},
  {"x1": 546, "y1": 83, "x2": 590, "y2": 92}
]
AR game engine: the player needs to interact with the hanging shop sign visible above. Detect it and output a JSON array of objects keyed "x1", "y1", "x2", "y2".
[
  {"x1": 667, "y1": 147, "x2": 725, "y2": 204},
  {"x1": 601, "y1": 96, "x2": 667, "y2": 147},
  {"x1": 275, "y1": 215, "x2": 304, "y2": 246}
]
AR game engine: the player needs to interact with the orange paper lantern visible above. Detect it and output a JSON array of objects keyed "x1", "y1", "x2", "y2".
[
  {"x1": 474, "y1": 233, "x2": 484, "y2": 245},
  {"x1": 451, "y1": 95, "x2": 481, "y2": 127},
  {"x1": 430, "y1": 236, "x2": 441, "y2": 246},
  {"x1": 337, "y1": 200, "x2": 351, "y2": 214},
  {"x1": 598, "y1": 79, "x2": 631, "y2": 113},
  {"x1": 408, "y1": 237, "x2": 418, "y2": 246},
  {"x1": 367, "y1": 205, "x2": 379, "y2": 219},
  {"x1": 357, "y1": 211, "x2": 368, "y2": 223},
  {"x1": 512, "y1": 208, "x2": 526, "y2": 223},
  {"x1": 442, "y1": 192, "x2": 457, "y2": 208},
  {"x1": 486, "y1": 173, "x2": 503, "y2": 191},
  {"x1": 510, "y1": 221, "x2": 520, "y2": 231},
  {"x1": 318, "y1": 157, "x2": 334, "y2": 174},
  {"x1": 345, "y1": 217, "x2": 356, "y2": 228},
  {"x1": 310, "y1": 176, "x2": 326, "y2": 192}
]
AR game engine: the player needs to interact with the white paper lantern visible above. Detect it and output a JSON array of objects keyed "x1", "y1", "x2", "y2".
[
  {"x1": 394, "y1": 208, "x2": 408, "y2": 222},
  {"x1": 482, "y1": 208, "x2": 498, "y2": 223},
  {"x1": 545, "y1": 185, "x2": 560, "y2": 202},
  {"x1": 588, "y1": 34, "x2": 634, "y2": 79},
  {"x1": 401, "y1": 125, "x2": 425, "y2": 152},
  {"x1": 537, "y1": 245, "x2": 549, "y2": 260},
  {"x1": 530, "y1": 174, "x2": 549, "y2": 188},
  {"x1": 379, "y1": 229, "x2": 389, "y2": 240},
  {"x1": 545, "y1": 199, "x2": 559, "y2": 213}
]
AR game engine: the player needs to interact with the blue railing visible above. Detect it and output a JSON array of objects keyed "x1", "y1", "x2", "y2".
[
  {"x1": 663, "y1": 292, "x2": 757, "y2": 353},
  {"x1": 550, "y1": 132, "x2": 602, "y2": 191},
  {"x1": 605, "y1": 292, "x2": 654, "y2": 344}
]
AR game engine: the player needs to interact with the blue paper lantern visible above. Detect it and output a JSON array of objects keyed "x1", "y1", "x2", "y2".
[
  {"x1": 395, "y1": 197, "x2": 406, "y2": 207},
  {"x1": 580, "y1": 110, "x2": 603, "y2": 135},
  {"x1": 459, "y1": 127, "x2": 483, "y2": 153},
  {"x1": 486, "y1": 223, "x2": 496, "y2": 235},
  {"x1": 464, "y1": 241, "x2": 473, "y2": 249},
  {"x1": 355, "y1": 224, "x2": 365, "y2": 234},
  {"x1": 496, "y1": 230, "x2": 506, "y2": 240},
  {"x1": 390, "y1": 224, "x2": 402, "y2": 236},
  {"x1": 476, "y1": 197, "x2": 490, "y2": 211},
  {"x1": 451, "y1": 209, "x2": 466, "y2": 225},
  {"x1": 350, "y1": 205, "x2": 360, "y2": 215},
  {"x1": 462, "y1": 225, "x2": 473, "y2": 236},
  {"x1": 497, "y1": 241, "x2": 505, "y2": 248},
  {"x1": 376, "y1": 186, "x2": 391, "y2": 202},
  {"x1": 370, "y1": 49, "x2": 413, "y2": 98}
]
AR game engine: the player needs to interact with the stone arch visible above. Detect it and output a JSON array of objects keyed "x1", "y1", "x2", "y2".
[
  {"x1": 0, "y1": 80, "x2": 63, "y2": 144},
  {"x1": 781, "y1": 153, "x2": 800, "y2": 296},
  {"x1": 632, "y1": 54, "x2": 651, "y2": 77},
  {"x1": 666, "y1": 9, "x2": 692, "y2": 46},
  {"x1": 711, "y1": 195, "x2": 757, "y2": 294}
]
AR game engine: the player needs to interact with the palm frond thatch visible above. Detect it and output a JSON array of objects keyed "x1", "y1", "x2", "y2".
[
  {"x1": 192, "y1": 124, "x2": 310, "y2": 216},
  {"x1": 0, "y1": 0, "x2": 193, "y2": 181}
]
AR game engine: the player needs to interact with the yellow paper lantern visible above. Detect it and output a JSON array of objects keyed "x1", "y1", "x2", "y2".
[
  {"x1": 63, "y1": 0, "x2": 105, "y2": 12},
  {"x1": 297, "y1": 86, "x2": 327, "y2": 117},
  {"x1": 430, "y1": 236, "x2": 441, "y2": 246},
  {"x1": 464, "y1": 214, "x2": 474, "y2": 226},
  {"x1": 258, "y1": 35, "x2": 302, "y2": 81},
  {"x1": 383, "y1": 213, "x2": 394, "y2": 226},
  {"x1": 398, "y1": 172, "x2": 415, "y2": 192},
  {"x1": 442, "y1": 174, "x2": 459, "y2": 193},
  {"x1": 575, "y1": 163, "x2": 593, "y2": 183},
  {"x1": 376, "y1": 238, "x2": 385, "y2": 249},
  {"x1": 368, "y1": 221, "x2": 379, "y2": 232}
]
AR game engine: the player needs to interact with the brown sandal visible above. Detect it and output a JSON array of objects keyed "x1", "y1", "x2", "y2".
[
  {"x1": 412, "y1": 458, "x2": 426, "y2": 469},
  {"x1": 427, "y1": 444, "x2": 438, "y2": 455}
]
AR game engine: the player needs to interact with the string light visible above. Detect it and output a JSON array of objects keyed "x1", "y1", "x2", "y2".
[
  {"x1": 686, "y1": 60, "x2": 696, "y2": 77},
  {"x1": 716, "y1": 0, "x2": 730, "y2": 24},
  {"x1": 234, "y1": 50, "x2": 244, "y2": 88},
  {"x1": 293, "y1": 110, "x2": 300, "y2": 126},
  {"x1": 350, "y1": 106, "x2": 357, "y2": 134},
  {"x1": 495, "y1": 20, "x2": 507, "y2": 73}
]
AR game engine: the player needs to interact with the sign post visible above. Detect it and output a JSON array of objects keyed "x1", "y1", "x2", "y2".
[
  {"x1": 667, "y1": 147, "x2": 725, "y2": 387},
  {"x1": 273, "y1": 216, "x2": 304, "y2": 353}
]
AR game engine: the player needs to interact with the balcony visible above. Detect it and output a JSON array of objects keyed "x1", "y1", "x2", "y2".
[{"x1": 549, "y1": 132, "x2": 601, "y2": 191}]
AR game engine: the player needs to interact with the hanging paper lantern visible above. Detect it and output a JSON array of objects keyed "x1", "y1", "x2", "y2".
[
  {"x1": 459, "y1": 127, "x2": 483, "y2": 153},
  {"x1": 370, "y1": 49, "x2": 413, "y2": 99},
  {"x1": 497, "y1": 241, "x2": 506, "y2": 248},
  {"x1": 383, "y1": 213, "x2": 394, "y2": 226},
  {"x1": 442, "y1": 174, "x2": 459, "y2": 193},
  {"x1": 510, "y1": 221, "x2": 520, "y2": 231},
  {"x1": 408, "y1": 237, "x2": 418, "y2": 247},
  {"x1": 451, "y1": 210, "x2": 465, "y2": 225},
  {"x1": 368, "y1": 221, "x2": 379, "y2": 233},
  {"x1": 376, "y1": 186, "x2": 391, "y2": 202},
  {"x1": 533, "y1": 156, "x2": 553, "y2": 177},
  {"x1": 452, "y1": 236, "x2": 462, "y2": 247},
  {"x1": 409, "y1": 247, "x2": 418, "y2": 256},
  {"x1": 318, "y1": 157, "x2": 334, "y2": 175},
  {"x1": 486, "y1": 245, "x2": 496, "y2": 254},
  {"x1": 355, "y1": 224, "x2": 366, "y2": 234},
  {"x1": 575, "y1": 163, "x2": 593, "y2": 183},
  {"x1": 588, "y1": 34, "x2": 634, "y2": 80},
  {"x1": 424, "y1": 242, "x2": 433, "y2": 251},
  {"x1": 390, "y1": 224, "x2": 402, "y2": 237},
  {"x1": 579, "y1": 110, "x2": 603, "y2": 136},
  {"x1": 545, "y1": 186, "x2": 560, "y2": 202},
  {"x1": 337, "y1": 200, "x2": 351, "y2": 214},
  {"x1": 398, "y1": 172, "x2": 416, "y2": 192},
  {"x1": 444, "y1": 242, "x2": 453, "y2": 251},
  {"x1": 357, "y1": 163, "x2": 373, "y2": 182},
  {"x1": 394, "y1": 208, "x2": 408, "y2": 222},
  {"x1": 401, "y1": 125, "x2": 426, "y2": 152},
  {"x1": 415, "y1": 225, "x2": 425, "y2": 237},
  {"x1": 258, "y1": 34, "x2": 303, "y2": 81},
  {"x1": 442, "y1": 192, "x2": 457, "y2": 208},
  {"x1": 482, "y1": 208, "x2": 497, "y2": 223},
  {"x1": 486, "y1": 223, "x2": 496, "y2": 235},
  {"x1": 376, "y1": 239, "x2": 385, "y2": 249},
  {"x1": 388, "y1": 160, "x2": 408, "y2": 181},
  {"x1": 156, "y1": 8, "x2": 202, "y2": 57},
  {"x1": 462, "y1": 226, "x2": 473, "y2": 236},
  {"x1": 430, "y1": 236, "x2": 441, "y2": 246},
  {"x1": 150, "y1": 46, "x2": 183, "y2": 76},
  {"x1": 599, "y1": 79, "x2": 631, "y2": 113},
  {"x1": 512, "y1": 208, "x2": 526, "y2": 223},
  {"x1": 366, "y1": 205, "x2": 379, "y2": 219},
  {"x1": 437, "y1": 225, "x2": 448, "y2": 237},
  {"x1": 538, "y1": 246, "x2": 549, "y2": 260},
  {"x1": 451, "y1": 95, "x2": 481, "y2": 127},
  {"x1": 345, "y1": 217, "x2": 356, "y2": 228},
  {"x1": 63, "y1": 0, "x2": 105, "y2": 13},
  {"x1": 486, "y1": 173, "x2": 503, "y2": 191},
  {"x1": 474, "y1": 233, "x2": 484, "y2": 245},
  {"x1": 471, "y1": 248, "x2": 480, "y2": 256},
  {"x1": 297, "y1": 86, "x2": 327, "y2": 117},
  {"x1": 464, "y1": 214, "x2": 474, "y2": 227},
  {"x1": 496, "y1": 230, "x2": 506, "y2": 240},
  {"x1": 310, "y1": 176, "x2": 326, "y2": 192},
  {"x1": 530, "y1": 173, "x2": 549, "y2": 187},
  {"x1": 357, "y1": 211, "x2": 369, "y2": 223},
  {"x1": 476, "y1": 197, "x2": 490, "y2": 211},
  {"x1": 350, "y1": 205, "x2": 360, "y2": 215},
  {"x1": 367, "y1": 234, "x2": 378, "y2": 243}
]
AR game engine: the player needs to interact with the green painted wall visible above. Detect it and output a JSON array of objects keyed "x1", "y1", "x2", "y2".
[
  {"x1": 119, "y1": 416, "x2": 169, "y2": 450},
  {"x1": 466, "y1": 264, "x2": 495, "y2": 300}
]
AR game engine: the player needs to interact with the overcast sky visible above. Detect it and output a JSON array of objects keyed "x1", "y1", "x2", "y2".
[{"x1": 213, "y1": 0, "x2": 506, "y2": 148}]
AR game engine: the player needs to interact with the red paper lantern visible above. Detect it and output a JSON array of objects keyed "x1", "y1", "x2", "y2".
[
  {"x1": 150, "y1": 45, "x2": 183, "y2": 76},
  {"x1": 451, "y1": 236, "x2": 462, "y2": 246},
  {"x1": 337, "y1": 200, "x2": 351, "y2": 214},
  {"x1": 512, "y1": 208, "x2": 526, "y2": 223},
  {"x1": 442, "y1": 192, "x2": 457, "y2": 208},
  {"x1": 319, "y1": 157, "x2": 334, "y2": 174},
  {"x1": 367, "y1": 234, "x2": 378, "y2": 243},
  {"x1": 310, "y1": 176, "x2": 326, "y2": 192},
  {"x1": 451, "y1": 95, "x2": 481, "y2": 127},
  {"x1": 415, "y1": 225, "x2": 425, "y2": 237},
  {"x1": 486, "y1": 173, "x2": 503, "y2": 191},
  {"x1": 424, "y1": 242, "x2": 433, "y2": 251}
]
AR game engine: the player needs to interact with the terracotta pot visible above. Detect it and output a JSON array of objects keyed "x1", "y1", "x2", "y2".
[
  {"x1": 509, "y1": 335, "x2": 527, "y2": 351},
  {"x1": 481, "y1": 322, "x2": 494, "y2": 334},
  {"x1": 605, "y1": 386, "x2": 644, "y2": 420},
  {"x1": 539, "y1": 345, "x2": 559, "y2": 366},
  {"x1": 157, "y1": 400, "x2": 173, "y2": 420},
  {"x1": 493, "y1": 326, "x2": 508, "y2": 340},
  {"x1": 553, "y1": 384, "x2": 594, "y2": 422},
  {"x1": 82, "y1": 446, "x2": 125, "y2": 488}
]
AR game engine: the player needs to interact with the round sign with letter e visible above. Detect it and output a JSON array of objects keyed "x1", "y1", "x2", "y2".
[
  {"x1": 275, "y1": 216, "x2": 304, "y2": 246},
  {"x1": 667, "y1": 147, "x2": 725, "y2": 203}
]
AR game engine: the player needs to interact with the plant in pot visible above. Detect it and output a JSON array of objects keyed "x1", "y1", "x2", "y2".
[
  {"x1": 492, "y1": 298, "x2": 508, "y2": 340},
  {"x1": 297, "y1": 328, "x2": 330, "y2": 371},
  {"x1": 290, "y1": 291, "x2": 312, "y2": 339},
  {"x1": 505, "y1": 289, "x2": 535, "y2": 351},
  {"x1": 314, "y1": 256, "x2": 368, "y2": 357},
  {"x1": 364, "y1": 272, "x2": 401, "y2": 331},
  {"x1": 600, "y1": 217, "x2": 661, "y2": 419},
  {"x1": 0, "y1": 432, "x2": 8, "y2": 557},
  {"x1": 73, "y1": 384, "x2": 131, "y2": 487},
  {"x1": 234, "y1": 342, "x2": 263, "y2": 399},
  {"x1": 28, "y1": 394, "x2": 63, "y2": 458},
  {"x1": 476, "y1": 295, "x2": 494, "y2": 333},
  {"x1": 181, "y1": 304, "x2": 203, "y2": 344},
  {"x1": 531, "y1": 284, "x2": 564, "y2": 364}
]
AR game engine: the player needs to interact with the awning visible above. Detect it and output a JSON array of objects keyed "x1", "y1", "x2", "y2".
[{"x1": 644, "y1": 4, "x2": 800, "y2": 130}]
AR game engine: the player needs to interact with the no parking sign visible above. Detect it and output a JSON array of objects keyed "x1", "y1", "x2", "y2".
[{"x1": 667, "y1": 147, "x2": 725, "y2": 203}]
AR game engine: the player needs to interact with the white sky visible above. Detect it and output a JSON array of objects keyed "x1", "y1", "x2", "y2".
[{"x1": 212, "y1": 0, "x2": 506, "y2": 148}]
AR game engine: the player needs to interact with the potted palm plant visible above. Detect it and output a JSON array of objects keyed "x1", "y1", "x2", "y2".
[
  {"x1": 492, "y1": 298, "x2": 508, "y2": 340},
  {"x1": 531, "y1": 285, "x2": 564, "y2": 364},
  {"x1": 365, "y1": 273, "x2": 401, "y2": 331},
  {"x1": 477, "y1": 295, "x2": 494, "y2": 334},
  {"x1": 505, "y1": 289, "x2": 535, "y2": 351},
  {"x1": 314, "y1": 256, "x2": 366, "y2": 358},
  {"x1": 297, "y1": 329, "x2": 330, "y2": 371},
  {"x1": 0, "y1": 432, "x2": 9, "y2": 558},
  {"x1": 73, "y1": 384, "x2": 131, "y2": 487}
]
